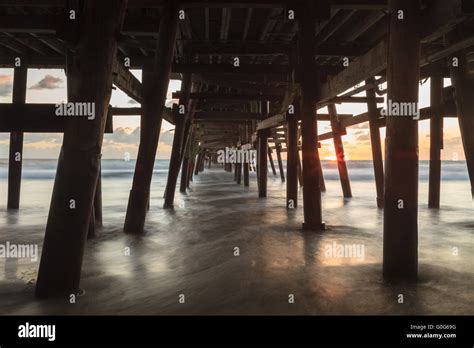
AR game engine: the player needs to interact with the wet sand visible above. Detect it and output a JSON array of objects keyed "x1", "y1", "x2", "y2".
[{"x1": 0, "y1": 166, "x2": 473, "y2": 315}]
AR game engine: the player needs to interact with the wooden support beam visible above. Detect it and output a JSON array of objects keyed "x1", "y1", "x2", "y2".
[
  {"x1": 172, "y1": 63, "x2": 289, "y2": 74},
  {"x1": 328, "y1": 96, "x2": 385, "y2": 104},
  {"x1": 448, "y1": 28, "x2": 474, "y2": 198},
  {"x1": 164, "y1": 74, "x2": 192, "y2": 209},
  {"x1": 124, "y1": 1, "x2": 179, "y2": 234},
  {"x1": 328, "y1": 104, "x2": 352, "y2": 198},
  {"x1": 113, "y1": 59, "x2": 143, "y2": 103},
  {"x1": 298, "y1": 1, "x2": 325, "y2": 230},
  {"x1": 320, "y1": 39, "x2": 387, "y2": 102},
  {"x1": 366, "y1": 78, "x2": 384, "y2": 208},
  {"x1": 194, "y1": 111, "x2": 263, "y2": 120},
  {"x1": 428, "y1": 75, "x2": 443, "y2": 208},
  {"x1": 236, "y1": 163, "x2": 242, "y2": 184},
  {"x1": 383, "y1": 0, "x2": 420, "y2": 281},
  {"x1": 35, "y1": 0, "x2": 128, "y2": 299},
  {"x1": 7, "y1": 66, "x2": 27, "y2": 210},
  {"x1": 257, "y1": 130, "x2": 269, "y2": 197},
  {"x1": 268, "y1": 146, "x2": 277, "y2": 175},
  {"x1": 180, "y1": 154, "x2": 190, "y2": 191},
  {"x1": 194, "y1": 151, "x2": 203, "y2": 175},
  {"x1": 296, "y1": 149, "x2": 303, "y2": 188},
  {"x1": 172, "y1": 91, "x2": 283, "y2": 101},
  {"x1": 94, "y1": 164, "x2": 103, "y2": 226},
  {"x1": 276, "y1": 143, "x2": 285, "y2": 183}
]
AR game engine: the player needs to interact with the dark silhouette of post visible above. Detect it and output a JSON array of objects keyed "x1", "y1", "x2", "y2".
[
  {"x1": 257, "y1": 130, "x2": 269, "y2": 198},
  {"x1": 35, "y1": 0, "x2": 128, "y2": 298},
  {"x1": 366, "y1": 78, "x2": 384, "y2": 208},
  {"x1": 7, "y1": 66, "x2": 27, "y2": 209},
  {"x1": 276, "y1": 143, "x2": 285, "y2": 182},
  {"x1": 297, "y1": 1, "x2": 325, "y2": 230},
  {"x1": 286, "y1": 110, "x2": 298, "y2": 208},
  {"x1": 164, "y1": 74, "x2": 192, "y2": 208},
  {"x1": 328, "y1": 103, "x2": 352, "y2": 198},
  {"x1": 268, "y1": 147, "x2": 277, "y2": 175},
  {"x1": 448, "y1": 28, "x2": 474, "y2": 198},
  {"x1": 383, "y1": 0, "x2": 420, "y2": 281},
  {"x1": 124, "y1": 1, "x2": 179, "y2": 233},
  {"x1": 428, "y1": 75, "x2": 443, "y2": 208}
]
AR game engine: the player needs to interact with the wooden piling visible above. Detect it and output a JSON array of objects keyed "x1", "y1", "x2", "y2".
[
  {"x1": 286, "y1": 110, "x2": 298, "y2": 208},
  {"x1": 298, "y1": 1, "x2": 325, "y2": 230},
  {"x1": 94, "y1": 163, "x2": 102, "y2": 226},
  {"x1": 35, "y1": 0, "x2": 128, "y2": 298},
  {"x1": 276, "y1": 143, "x2": 285, "y2": 183},
  {"x1": 383, "y1": 0, "x2": 420, "y2": 281},
  {"x1": 318, "y1": 158, "x2": 326, "y2": 192},
  {"x1": 328, "y1": 104, "x2": 352, "y2": 198},
  {"x1": 257, "y1": 130, "x2": 269, "y2": 198},
  {"x1": 7, "y1": 66, "x2": 27, "y2": 209},
  {"x1": 428, "y1": 75, "x2": 443, "y2": 208},
  {"x1": 296, "y1": 150, "x2": 303, "y2": 187},
  {"x1": 366, "y1": 78, "x2": 384, "y2": 208},
  {"x1": 124, "y1": 1, "x2": 179, "y2": 233},
  {"x1": 447, "y1": 30, "x2": 474, "y2": 198},
  {"x1": 164, "y1": 74, "x2": 192, "y2": 209},
  {"x1": 195, "y1": 151, "x2": 203, "y2": 175},
  {"x1": 243, "y1": 162, "x2": 250, "y2": 187},
  {"x1": 187, "y1": 156, "x2": 195, "y2": 186},
  {"x1": 268, "y1": 147, "x2": 277, "y2": 175},
  {"x1": 180, "y1": 130, "x2": 194, "y2": 192},
  {"x1": 236, "y1": 163, "x2": 242, "y2": 184}
]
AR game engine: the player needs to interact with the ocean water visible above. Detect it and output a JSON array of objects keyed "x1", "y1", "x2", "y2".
[{"x1": 0, "y1": 159, "x2": 472, "y2": 315}]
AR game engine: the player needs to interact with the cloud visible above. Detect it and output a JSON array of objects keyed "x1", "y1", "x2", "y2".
[
  {"x1": 355, "y1": 133, "x2": 370, "y2": 142},
  {"x1": 0, "y1": 75, "x2": 13, "y2": 97},
  {"x1": 29, "y1": 75, "x2": 63, "y2": 90}
]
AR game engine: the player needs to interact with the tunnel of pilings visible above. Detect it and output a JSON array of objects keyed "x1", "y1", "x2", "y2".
[{"x1": 0, "y1": 0, "x2": 473, "y2": 298}]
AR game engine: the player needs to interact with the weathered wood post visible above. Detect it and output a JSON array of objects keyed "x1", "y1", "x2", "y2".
[
  {"x1": 318, "y1": 153, "x2": 326, "y2": 192},
  {"x1": 236, "y1": 162, "x2": 242, "y2": 184},
  {"x1": 257, "y1": 129, "x2": 269, "y2": 198},
  {"x1": 195, "y1": 151, "x2": 203, "y2": 175},
  {"x1": 297, "y1": 1, "x2": 325, "y2": 230},
  {"x1": 164, "y1": 74, "x2": 192, "y2": 208},
  {"x1": 199, "y1": 152, "x2": 205, "y2": 172},
  {"x1": 243, "y1": 160, "x2": 250, "y2": 187},
  {"x1": 243, "y1": 125, "x2": 251, "y2": 187},
  {"x1": 124, "y1": 1, "x2": 179, "y2": 233},
  {"x1": 287, "y1": 104, "x2": 299, "y2": 208},
  {"x1": 428, "y1": 75, "x2": 443, "y2": 208},
  {"x1": 296, "y1": 150, "x2": 303, "y2": 187},
  {"x1": 94, "y1": 164, "x2": 102, "y2": 226},
  {"x1": 366, "y1": 78, "x2": 384, "y2": 208},
  {"x1": 448, "y1": 27, "x2": 474, "y2": 198},
  {"x1": 276, "y1": 143, "x2": 285, "y2": 183},
  {"x1": 187, "y1": 152, "x2": 195, "y2": 186},
  {"x1": 268, "y1": 147, "x2": 277, "y2": 175},
  {"x1": 35, "y1": 0, "x2": 128, "y2": 298},
  {"x1": 328, "y1": 104, "x2": 352, "y2": 198},
  {"x1": 383, "y1": 0, "x2": 420, "y2": 281},
  {"x1": 180, "y1": 130, "x2": 194, "y2": 192},
  {"x1": 7, "y1": 66, "x2": 27, "y2": 209}
]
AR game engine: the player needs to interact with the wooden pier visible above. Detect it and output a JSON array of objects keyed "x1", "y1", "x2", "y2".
[{"x1": 0, "y1": 0, "x2": 473, "y2": 297}]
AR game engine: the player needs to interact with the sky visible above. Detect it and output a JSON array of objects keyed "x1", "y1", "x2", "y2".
[{"x1": 0, "y1": 67, "x2": 466, "y2": 161}]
